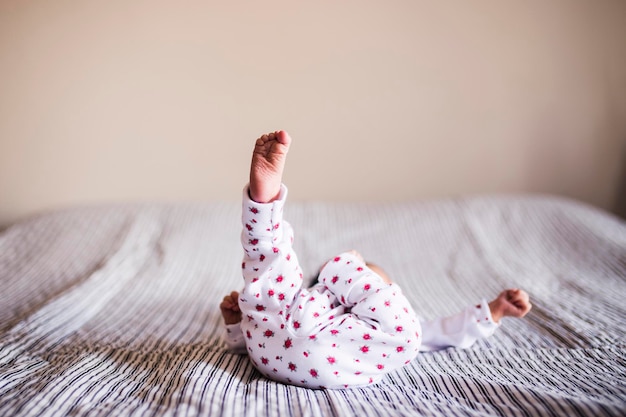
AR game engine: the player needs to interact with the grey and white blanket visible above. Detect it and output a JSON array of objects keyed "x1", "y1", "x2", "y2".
[{"x1": 1, "y1": 195, "x2": 624, "y2": 416}]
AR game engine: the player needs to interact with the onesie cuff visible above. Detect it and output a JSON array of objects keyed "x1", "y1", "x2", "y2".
[
  {"x1": 472, "y1": 299, "x2": 500, "y2": 337},
  {"x1": 242, "y1": 184, "x2": 288, "y2": 237},
  {"x1": 223, "y1": 323, "x2": 247, "y2": 354},
  {"x1": 225, "y1": 323, "x2": 244, "y2": 337},
  {"x1": 243, "y1": 183, "x2": 287, "y2": 205}
]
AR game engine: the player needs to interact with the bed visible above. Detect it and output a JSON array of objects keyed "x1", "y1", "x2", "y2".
[{"x1": 1, "y1": 194, "x2": 625, "y2": 416}]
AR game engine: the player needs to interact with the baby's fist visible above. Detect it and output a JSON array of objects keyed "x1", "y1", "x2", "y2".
[
  {"x1": 220, "y1": 291, "x2": 242, "y2": 325},
  {"x1": 488, "y1": 289, "x2": 532, "y2": 323}
]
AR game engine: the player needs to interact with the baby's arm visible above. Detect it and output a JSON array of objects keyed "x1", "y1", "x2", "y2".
[
  {"x1": 220, "y1": 291, "x2": 247, "y2": 354},
  {"x1": 419, "y1": 299, "x2": 498, "y2": 351},
  {"x1": 419, "y1": 289, "x2": 531, "y2": 352}
]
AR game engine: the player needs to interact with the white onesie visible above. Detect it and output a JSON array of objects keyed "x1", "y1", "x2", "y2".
[{"x1": 224, "y1": 185, "x2": 499, "y2": 389}]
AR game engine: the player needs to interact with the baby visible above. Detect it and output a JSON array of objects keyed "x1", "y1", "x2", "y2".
[{"x1": 221, "y1": 130, "x2": 531, "y2": 389}]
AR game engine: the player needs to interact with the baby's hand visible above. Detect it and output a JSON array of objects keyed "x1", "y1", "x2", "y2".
[
  {"x1": 220, "y1": 291, "x2": 242, "y2": 325},
  {"x1": 488, "y1": 289, "x2": 532, "y2": 323}
]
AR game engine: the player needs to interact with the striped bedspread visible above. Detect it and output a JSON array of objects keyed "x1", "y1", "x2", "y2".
[{"x1": 1, "y1": 195, "x2": 624, "y2": 416}]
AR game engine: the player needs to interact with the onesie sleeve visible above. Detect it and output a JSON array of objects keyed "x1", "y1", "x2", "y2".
[
  {"x1": 222, "y1": 323, "x2": 247, "y2": 354},
  {"x1": 241, "y1": 184, "x2": 288, "y2": 256},
  {"x1": 418, "y1": 299, "x2": 500, "y2": 352},
  {"x1": 240, "y1": 183, "x2": 304, "y2": 309}
]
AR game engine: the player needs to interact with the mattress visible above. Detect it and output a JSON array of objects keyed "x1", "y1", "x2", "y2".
[{"x1": 1, "y1": 195, "x2": 624, "y2": 416}]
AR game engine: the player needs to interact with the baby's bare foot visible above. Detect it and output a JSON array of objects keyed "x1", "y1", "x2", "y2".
[
  {"x1": 249, "y1": 131, "x2": 291, "y2": 203},
  {"x1": 366, "y1": 263, "x2": 393, "y2": 285}
]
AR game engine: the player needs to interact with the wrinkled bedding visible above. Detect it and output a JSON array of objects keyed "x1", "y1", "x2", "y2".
[{"x1": 1, "y1": 195, "x2": 624, "y2": 416}]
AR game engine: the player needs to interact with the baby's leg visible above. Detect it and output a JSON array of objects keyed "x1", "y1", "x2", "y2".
[
  {"x1": 239, "y1": 131, "x2": 302, "y2": 327},
  {"x1": 240, "y1": 217, "x2": 302, "y2": 314},
  {"x1": 319, "y1": 252, "x2": 420, "y2": 337},
  {"x1": 309, "y1": 252, "x2": 420, "y2": 387}
]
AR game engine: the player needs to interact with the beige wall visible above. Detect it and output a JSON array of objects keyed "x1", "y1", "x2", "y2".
[{"x1": 1, "y1": 0, "x2": 625, "y2": 226}]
